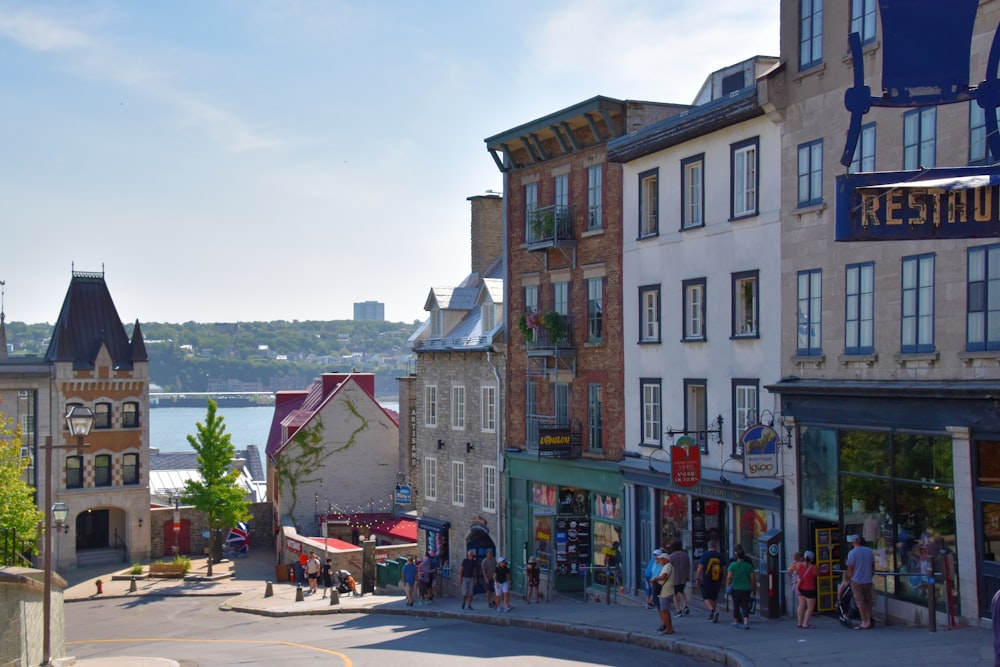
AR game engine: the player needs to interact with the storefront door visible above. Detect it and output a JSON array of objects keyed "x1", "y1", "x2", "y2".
[{"x1": 978, "y1": 499, "x2": 1000, "y2": 617}]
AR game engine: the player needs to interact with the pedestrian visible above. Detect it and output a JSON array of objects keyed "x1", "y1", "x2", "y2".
[
  {"x1": 297, "y1": 551, "x2": 308, "y2": 584},
  {"x1": 460, "y1": 549, "x2": 479, "y2": 610},
  {"x1": 321, "y1": 558, "x2": 334, "y2": 598},
  {"x1": 306, "y1": 552, "x2": 321, "y2": 594},
  {"x1": 842, "y1": 533, "x2": 876, "y2": 630},
  {"x1": 796, "y1": 550, "x2": 818, "y2": 628},
  {"x1": 526, "y1": 556, "x2": 541, "y2": 603},
  {"x1": 787, "y1": 551, "x2": 804, "y2": 607},
  {"x1": 494, "y1": 556, "x2": 512, "y2": 612},
  {"x1": 669, "y1": 540, "x2": 691, "y2": 617},
  {"x1": 726, "y1": 545, "x2": 756, "y2": 629},
  {"x1": 481, "y1": 549, "x2": 497, "y2": 608},
  {"x1": 653, "y1": 550, "x2": 675, "y2": 635},
  {"x1": 401, "y1": 555, "x2": 418, "y2": 606},
  {"x1": 694, "y1": 539, "x2": 725, "y2": 623},
  {"x1": 644, "y1": 549, "x2": 662, "y2": 609},
  {"x1": 424, "y1": 550, "x2": 439, "y2": 602},
  {"x1": 417, "y1": 555, "x2": 432, "y2": 604}
]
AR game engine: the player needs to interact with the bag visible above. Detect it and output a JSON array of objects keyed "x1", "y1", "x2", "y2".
[
  {"x1": 652, "y1": 581, "x2": 663, "y2": 597},
  {"x1": 707, "y1": 556, "x2": 723, "y2": 582},
  {"x1": 749, "y1": 595, "x2": 758, "y2": 614}
]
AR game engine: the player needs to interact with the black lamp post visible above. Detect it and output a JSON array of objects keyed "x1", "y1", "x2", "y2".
[{"x1": 42, "y1": 405, "x2": 94, "y2": 666}]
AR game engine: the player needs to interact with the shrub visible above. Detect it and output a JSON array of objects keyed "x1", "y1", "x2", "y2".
[{"x1": 130, "y1": 562, "x2": 144, "y2": 575}]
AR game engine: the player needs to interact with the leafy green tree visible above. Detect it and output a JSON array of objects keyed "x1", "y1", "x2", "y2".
[
  {"x1": 0, "y1": 414, "x2": 42, "y2": 560},
  {"x1": 182, "y1": 400, "x2": 250, "y2": 576}
]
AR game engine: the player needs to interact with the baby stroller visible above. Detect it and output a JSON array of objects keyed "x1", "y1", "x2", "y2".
[
  {"x1": 837, "y1": 583, "x2": 860, "y2": 627},
  {"x1": 337, "y1": 569, "x2": 360, "y2": 597}
]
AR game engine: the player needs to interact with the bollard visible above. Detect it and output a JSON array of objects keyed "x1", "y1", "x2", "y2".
[
  {"x1": 264, "y1": 581, "x2": 274, "y2": 598},
  {"x1": 295, "y1": 585, "x2": 304, "y2": 602},
  {"x1": 129, "y1": 576, "x2": 138, "y2": 593},
  {"x1": 927, "y1": 580, "x2": 937, "y2": 632},
  {"x1": 329, "y1": 590, "x2": 340, "y2": 605}
]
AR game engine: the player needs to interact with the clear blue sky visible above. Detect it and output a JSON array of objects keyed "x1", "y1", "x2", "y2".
[{"x1": 0, "y1": 1, "x2": 778, "y2": 325}]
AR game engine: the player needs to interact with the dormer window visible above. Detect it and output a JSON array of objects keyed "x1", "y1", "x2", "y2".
[
  {"x1": 481, "y1": 303, "x2": 496, "y2": 332},
  {"x1": 431, "y1": 307, "x2": 443, "y2": 337}
]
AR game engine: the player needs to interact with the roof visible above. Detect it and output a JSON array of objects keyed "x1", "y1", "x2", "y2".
[{"x1": 149, "y1": 445, "x2": 267, "y2": 503}]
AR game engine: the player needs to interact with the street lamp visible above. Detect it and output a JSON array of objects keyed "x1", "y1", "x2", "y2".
[{"x1": 41, "y1": 405, "x2": 94, "y2": 666}]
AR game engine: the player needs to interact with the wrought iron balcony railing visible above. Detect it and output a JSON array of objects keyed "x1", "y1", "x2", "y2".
[{"x1": 526, "y1": 205, "x2": 574, "y2": 246}]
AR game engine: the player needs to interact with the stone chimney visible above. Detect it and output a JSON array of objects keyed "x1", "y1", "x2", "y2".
[{"x1": 469, "y1": 193, "x2": 503, "y2": 276}]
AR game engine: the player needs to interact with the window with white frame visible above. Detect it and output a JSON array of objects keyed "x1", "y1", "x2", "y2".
[
  {"x1": 901, "y1": 253, "x2": 935, "y2": 353},
  {"x1": 554, "y1": 281, "x2": 569, "y2": 316},
  {"x1": 800, "y1": 0, "x2": 823, "y2": 70},
  {"x1": 731, "y1": 139, "x2": 758, "y2": 218},
  {"x1": 587, "y1": 277, "x2": 604, "y2": 342},
  {"x1": 481, "y1": 385, "x2": 496, "y2": 433},
  {"x1": 641, "y1": 379, "x2": 662, "y2": 447},
  {"x1": 851, "y1": 0, "x2": 876, "y2": 44},
  {"x1": 639, "y1": 285, "x2": 661, "y2": 343},
  {"x1": 639, "y1": 168, "x2": 658, "y2": 237},
  {"x1": 555, "y1": 382, "x2": 569, "y2": 428},
  {"x1": 797, "y1": 139, "x2": 823, "y2": 206},
  {"x1": 733, "y1": 380, "x2": 758, "y2": 455},
  {"x1": 451, "y1": 386, "x2": 466, "y2": 429},
  {"x1": 683, "y1": 278, "x2": 706, "y2": 341},
  {"x1": 588, "y1": 165, "x2": 603, "y2": 230},
  {"x1": 797, "y1": 269, "x2": 823, "y2": 356},
  {"x1": 681, "y1": 154, "x2": 704, "y2": 229},
  {"x1": 732, "y1": 271, "x2": 759, "y2": 337},
  {"x1": 967, "y1": 243, "x2": 1000, "y2": 351},
  {"x1": 685, "y1": 380, "x2": 708, "y2": 453},
  {"x1": 524, "y1": 182, "x2": 537, "y2": 242},
  {"x1": 481, "y1": 302, "x2": 496, "y2": 332},
  {"x1": 904, "y1": 107, "x2": 937, "y2": 170},
  {"x1": 845, "y1": 262, "x2": 875, "y2": 355},
  {"x1": 424, "y1": 385, "x2": 437, "y2": 426},
  {"x1": 849, "y1": 123, "x2": 876, "y2": 174},
  {"x1": 587, "y1": 383, "x2": 603, "y2": 452},
  {"x1": 452, "y1": 461, "x2": 465, "y2": 505},
  {"x1": 482, "y1": 464, "x2": 497, "y2": 512},
  {"x1": 524, "y1": 284, "x2": 538, "y2": 316},
  {"x1": 430, "y1": 307, "x2": 444, "y2": 337},
  {"x1": 424, "y1": 457, "x2": 437, "y2": 501}
]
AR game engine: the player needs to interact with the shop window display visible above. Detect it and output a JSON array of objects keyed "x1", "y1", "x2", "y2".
[{"x1": 661, "y1": 492, "x2": 689, "y2": 547}]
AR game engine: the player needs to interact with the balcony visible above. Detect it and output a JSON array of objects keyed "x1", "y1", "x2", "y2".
[
  {"x1": 519, "y1": 313, "x2": 576, "y2": 354},
  {"x1": 526, "y1": 205, "x2": 575, "y2": 249}
]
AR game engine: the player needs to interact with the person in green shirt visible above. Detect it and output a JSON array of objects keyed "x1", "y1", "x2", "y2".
[{"x1": 726, "y1": 544, "x2": 757, "y2": 630}]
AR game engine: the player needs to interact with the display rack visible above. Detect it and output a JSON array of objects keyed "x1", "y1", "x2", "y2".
[{"x1": 815, "y1": 527, "x2": 840, "y2": 612}]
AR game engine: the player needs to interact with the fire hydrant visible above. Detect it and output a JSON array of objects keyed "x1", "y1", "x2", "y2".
[{"x1": 95, "y1": 580, "x2": 103, "y2": 595}]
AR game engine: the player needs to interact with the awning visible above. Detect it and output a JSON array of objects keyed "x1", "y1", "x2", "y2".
[
  {"x1": 417, "y1": 517, "x2": 451, "y2": 534},
  {"x1": 864, "y1": 173, "x2": 1000, "y2": 190}
]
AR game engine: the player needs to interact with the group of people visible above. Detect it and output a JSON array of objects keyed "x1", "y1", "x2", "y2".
[
  {"x1": 400, "y1": 550, "x2": 441, "y2": 606},
  {"x1": 787, "y1": 533, "x2": 877, "y2": 631},
  {"x1": 400, "y1": 548, "x2": 524, "y2": 612},
  {"x1": 298, "y1": 552, "x2": 358, "y2": 598}
]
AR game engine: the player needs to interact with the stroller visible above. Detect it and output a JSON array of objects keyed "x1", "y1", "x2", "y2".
[
  {"x1": 337, "y1": 569, "x2": 360, "y2": 597},
  {"x1": 837, "y1": 583, "x2": 861, "y2": 627}
]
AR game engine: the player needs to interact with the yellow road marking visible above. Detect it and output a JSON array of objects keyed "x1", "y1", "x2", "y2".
[{"x1": 67, "y1": 637, "x2": 351, "y2": 664}]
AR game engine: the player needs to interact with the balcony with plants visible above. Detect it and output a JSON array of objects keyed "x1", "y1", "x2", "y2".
[
  {"x1": 518, "y1": 311, "x2": 573, "y2": 351},
  {"x1": 526, "y1": 205, "x2": 574, "y2": 248}
]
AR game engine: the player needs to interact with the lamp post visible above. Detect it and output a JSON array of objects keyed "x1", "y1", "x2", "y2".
[{"x1": 42, "y1": 405, "x2": 94, "y2": 666}]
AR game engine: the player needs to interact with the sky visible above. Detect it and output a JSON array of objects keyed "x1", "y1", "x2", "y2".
[{"x1": 0, "y1": 1, "x2": 779, "y2": 326}]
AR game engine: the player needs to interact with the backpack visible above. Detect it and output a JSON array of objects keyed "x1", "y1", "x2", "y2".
[{"x1": 707, "y1": 555, "x2": 723, "y2": 582}]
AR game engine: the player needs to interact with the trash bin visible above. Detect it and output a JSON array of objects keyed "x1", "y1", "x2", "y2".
[
  {"x1": 385, "y1": 559, "x2": 401, "y2": 585},
  {"x1": 276, "y1": 564, "x2": 288, "y2": 582}
]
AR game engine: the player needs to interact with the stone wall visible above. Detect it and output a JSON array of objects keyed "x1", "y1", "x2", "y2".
[
  {"x1": 0, "y1": 568, "x2": 65, "y2": 666},
  {"x1": 149, "y1": 501, "x2": 273, "y2": 560}
]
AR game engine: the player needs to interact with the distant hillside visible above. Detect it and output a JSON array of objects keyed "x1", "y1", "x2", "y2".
[{"x1": 5, "y1": 319, "x2": 421, "y2": 396}]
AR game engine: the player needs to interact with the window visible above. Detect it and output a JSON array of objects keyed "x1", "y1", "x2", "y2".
[
  {"x1": 797, "y1": 139, "x2": 823, "y2": 206},
  {"x1": 681, "y1": 154, "x2": 704, "y2": 229},
  {"x1": 732, "y1": 271, "x2": 759, "y2": 337},
  {"x1": 969, "y1": 102, "x2": 1000, "y2": 164},
  {"x1": 451, "y1": 386, "x2": 466, "y2": 430},
  {"x1": 524, "y1": 284, "x2": 538, "y2": 316},
  {"x1": 849, "y1": 123, "x2": 876, "y2": 173},
  {"x1": 845, "y1": 262, "x2": 875, "y2": 354},
  {"x1": 424, "y1": 385, "x2": 437, "y2": 426},
  {"x1": 452, "y1": 461, "x2": 465, "y2": 506},
  {"x1": 525, "y1": 381, "x2": 538, "y2": 445},
  {"x1": 639, "y1": 168, "x2": 658, "y2": 237},
  {"x1": 685, "y1": 380, "x2": 708, "y2": 453},
  {"x1": 800, "y1": 0, "x2": 823, "y2": 70},
  {"x1": 731, "y1": 139, "x2": 758, "y2": 218},
  {"x1": 587, "y1": 277, "x2": 604, "y2": 342},
  {"x1": 95, "y1": 454, "x2": 111, "y2": 487},
  {"x1": 733, "y1": 380, "x2": 759, "y2": 455},
  {"x1": 481, "y1": 302, "x2": 496, "y2": 332},
  {"x1": 123, "y1": 452, "x2": 139, "y2": 485},
  {"x1": 524, "y1": 182, "x2": 538, "y2": 241},
  {"x1": 553, "y1": 281, "x2": 569, "y2": 316},
  {"x1": 639, "y1": 285, "x2": 661, "y2": 343},
  {"x1": 94, "y1": 402, "x2": 112, "y2": 429},
  {"x1": 424, "y1": 457, "x2": 437, "y2": 501},
  {"x1": 482, "y1": 464, "x2": 497, "y2": 512},
  {"x1": 682, "y1": 278, "x2": 706, "y2": 341},
  {"x1": 641, "y1": 379, "x2": 662, "y2": 446},
  {"x1": 430, "y1": 307, "x2": 443, "y2": 337},
  {"x1": 588, "y1": 165, "x2": 603, "y2": 230},
  {"x1": 851, "y1": 0, "x2": 876, "y2": 44},
  {"x1": 904, "y1": 107, "x2": 936, "y2": 170},
  {"x1": 122, "y1": 401, "x2": 139, "y2": 428},
  {"x1": 901, "y1": 253, "x2": 935, "y2": 353},
  {"x1": 588, "y1": 383, "x2": 603, "y2": 452},
  {"x1": 66, "y1": 455, "x2": 82, "y2": 489},
  {"x1": 481, "y1": 385, "x2": 496, "y2": 433},
  {"x1": 797, "y1": 269, "x2": 823, "y2": 355},
  {"x1": 967, "y1": 243, "x2": 1000, "y2": 351},
  {"x1": 555, "y1": 383, "x2": 569, "y2": 428}
]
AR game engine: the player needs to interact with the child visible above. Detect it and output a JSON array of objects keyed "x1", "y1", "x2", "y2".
[
  {"x1": 787, "y1": 551, "x2": 803, "y2": 603},
  {"x1": 526, "y1": 556, "x2": 541, "y2": 603}
]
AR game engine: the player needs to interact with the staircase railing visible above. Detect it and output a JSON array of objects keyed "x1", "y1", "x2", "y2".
[
  {"x1": 0, "y1": 526, "x2": 35, "y2": 568},
  {"x1": 113, "y1": 531, "x2": 128, "y2": 563}
]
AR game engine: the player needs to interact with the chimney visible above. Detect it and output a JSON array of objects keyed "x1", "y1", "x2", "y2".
[{"x1": 469, "y1": 193, "x2": 503, "y2": 276}]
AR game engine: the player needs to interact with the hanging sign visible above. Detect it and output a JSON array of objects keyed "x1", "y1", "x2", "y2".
[
  {"x1": 671, "y1": 436, "x2": 701, "y2": 487},
  {"x1": 741, "y1": 425, "x2": 779, "y2": 478}
]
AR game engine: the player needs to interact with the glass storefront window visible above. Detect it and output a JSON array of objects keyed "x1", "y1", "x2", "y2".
[
  {"x1": 660, "y1": 492, "x2": 689, "y2": 546},
  {"x1": 735, "y1": 505, "x2": 766, "y2": 560},
  {"x1": 977, "y1": 440, "x2": 1000, "y2": 489},
  {"x1": 895, "y1": 434, "x2": 953, "y2": 484},
  {"x1": 800, "y1": 426, "x2": 839, "y2": 519},
  {"x1": 592, "y1": 521, "x2": 622, "y2": 585},
  {"x1": 840, "y1": 429, "x2": 891, "y2": 476}
]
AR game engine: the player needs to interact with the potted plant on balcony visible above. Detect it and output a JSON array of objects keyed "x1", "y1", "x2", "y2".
[
  {"x1": 529, "y1": 209, "x2": 557, "y2": 240},
  {"x1": 518, "y1": 310, "x2": 567, "y2": 344},
  {"x1": 542, "y1": 310, "x2": 568, "y2": 343},
  {"x1": 518, "y1": 311, "x2": 542, "y2": 342}
]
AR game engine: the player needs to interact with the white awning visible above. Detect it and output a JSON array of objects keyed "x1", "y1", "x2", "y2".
[{"x1": 866, "y1": 174, "x2": 1000, "y2": 190}]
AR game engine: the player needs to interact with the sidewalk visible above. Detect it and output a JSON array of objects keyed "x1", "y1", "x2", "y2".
[{"x1": 61, "y1": 551, "x2": 996, "y2": 667}]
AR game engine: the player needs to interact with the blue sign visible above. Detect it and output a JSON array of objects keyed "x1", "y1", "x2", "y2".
[{"x1": 394, "y1": 485, "x2": 412, "y2": 506}]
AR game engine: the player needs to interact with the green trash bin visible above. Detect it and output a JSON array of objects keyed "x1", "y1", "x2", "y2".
[
  {"x1": 385, "y1": 559, "x2": 401, "y2": 586},
  {"x1": 376, "y1": 562, "x2": 388, "y2": 588}
]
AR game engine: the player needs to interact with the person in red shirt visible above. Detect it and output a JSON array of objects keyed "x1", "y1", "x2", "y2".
[{"x1": 796, "y1": 550, "x2": 818, "y2": 628}]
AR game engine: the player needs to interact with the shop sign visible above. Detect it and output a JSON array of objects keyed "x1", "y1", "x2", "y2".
[
  {"x1": 741, "y1": 424, "x2": 779, "y2": 478},
  {"x1": 394, "y1": 485, "x2": 412, "y2": 506},
  {"x1": 539, "y1": 427, "x2": 576, "y2": 457},
  {"x1": 671, "y1": 436, "x2": 701, "y2": 487}
]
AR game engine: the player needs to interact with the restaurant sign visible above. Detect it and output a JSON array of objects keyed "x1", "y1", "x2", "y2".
[{"x1": 671, "y1": 436, "x2": 701, "y2": 487}]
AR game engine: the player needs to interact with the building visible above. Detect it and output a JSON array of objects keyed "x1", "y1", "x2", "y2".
[
  {"x1": 404, "y1": 193, "x2": 505, "y2": 595},
  {"x1": 767, "y1": 0, "x2": 1000, "y2": 623},
  {"x1": 353, "y1": 301, "x2": 385, "y2": 321},
  {"x1": 0, "y1": 269, "x2": 151, "y2": 568},
  {"x1": 607, "y1": 56, "x2": 784, "y2": 594},
  {"x1": 485, "y1": 97, "x2": 686, "y2": 594}
]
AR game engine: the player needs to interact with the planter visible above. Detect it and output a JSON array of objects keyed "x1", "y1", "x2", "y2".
[{"x1": 149, "y1": 563, "x2": 187, "y2": 578}]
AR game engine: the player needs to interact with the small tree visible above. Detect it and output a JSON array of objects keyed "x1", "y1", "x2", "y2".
[
  {"x1": 183, "y1": 400, "x2": 250, "y2": 576},
  {"x1": 0, "y1": 413, "x2": 43, "y2": 560}
]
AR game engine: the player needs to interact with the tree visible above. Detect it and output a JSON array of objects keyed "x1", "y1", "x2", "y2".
[
  {"x1": 182, "y1": 400, "x2": 250, "y2": 576},
  {"x1": 0, "y1": 413, "x2": 42, "y2": 562}
]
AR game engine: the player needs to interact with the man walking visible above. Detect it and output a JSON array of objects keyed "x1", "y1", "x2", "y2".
[
  {"x1": 481, "y1": 549, "x2": 497, "y2": 608},
  {"x1": 306, "y1": 552, "x2": 321, "y2": 594},
  {"x1": 669, "y1": 540, "x2": 692, "y2": 617},
  {"x1": 494, "y1": 556, "x2": 512, "y2": 612},
  {"x1": 695, "y1": 539, "x2": 725, "y2": 623},
  {"x1": 401, "y1": 555, "x2": 418, "y2": 606},
  {"x1": 460, "y1": 549, "x2": 479, "y2": 610},
  {"x1": 843, "y1": 533, "x2": 876, "y2": 629}
]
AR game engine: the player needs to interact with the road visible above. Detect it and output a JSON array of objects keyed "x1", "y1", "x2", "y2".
[{"x1": 66, "y1": 597, "x2": 713, "y2": 666}]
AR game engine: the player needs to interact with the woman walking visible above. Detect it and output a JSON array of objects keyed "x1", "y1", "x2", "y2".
[
  {"x1": 726, "y1": 545, "x2": 756, "y2": 630},
  {"x1": 796, "y1": 550, "x2": 818, "y2": 628}
]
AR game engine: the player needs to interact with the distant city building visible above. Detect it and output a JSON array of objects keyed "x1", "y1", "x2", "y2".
[{"x1": 353, "y1": 301, "x2": 385, "y2": 321}]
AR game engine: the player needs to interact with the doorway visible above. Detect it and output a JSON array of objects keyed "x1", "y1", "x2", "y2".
[{"x1": 75, "y1": 509, "x2": 109, "y2": 550}]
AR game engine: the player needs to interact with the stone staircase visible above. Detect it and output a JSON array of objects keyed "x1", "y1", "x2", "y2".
[{"x1": 75, "y1": 547, "x2": 125, "y2": 568}]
